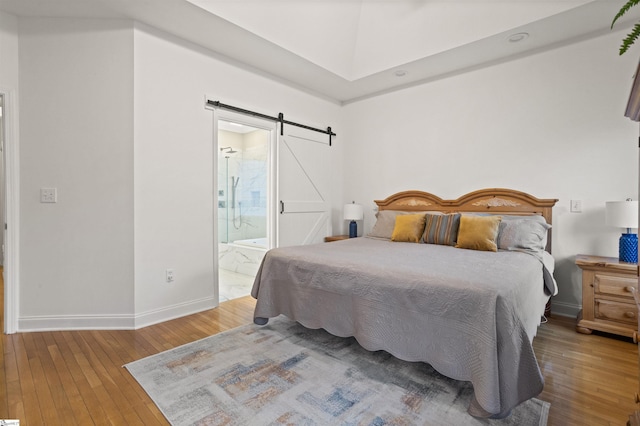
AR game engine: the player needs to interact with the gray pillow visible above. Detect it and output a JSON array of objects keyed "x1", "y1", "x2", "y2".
[{"x1": 496, "y1": 215, "x2": 551, "y2": 252}]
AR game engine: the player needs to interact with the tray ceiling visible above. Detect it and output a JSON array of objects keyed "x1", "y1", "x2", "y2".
[{"x1": 1, "y1": 0, "x2": 638, "y2": 104}]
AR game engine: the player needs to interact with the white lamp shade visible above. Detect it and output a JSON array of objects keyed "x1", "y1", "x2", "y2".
[
  {"x1": 344, "y1": 203, "x2": 363, "y2": 221},
  {"x1": 606, "y1": 200, "x2": 639, "y2": 229}
]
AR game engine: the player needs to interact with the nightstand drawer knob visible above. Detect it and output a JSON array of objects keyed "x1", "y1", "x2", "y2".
[
  {"x1": 625, "y1": 311, "x2": 636, "y2": 319},
  {"x1": 625, "y1": 286, "x2": 636, "y2": 293},
  {"x1": 635, "y1": 332, "x2": 638, "y2": 344}
]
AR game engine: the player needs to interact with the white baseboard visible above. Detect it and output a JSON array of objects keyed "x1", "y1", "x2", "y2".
[
  {"x1": 550, "y1": 300, "x2": 580, "y2": 319},
  {"x1": 134, "y1": 296, "x2": 218, "y2": 329},
  {"x1": 17, "y1": 296, "x2": 219, "y2": 332},
  {"x1": 18, "y1": 313, "x2": 136, "y2": 332},
  {"x1": 17, "y1": 296, "x2": 574, "y2": 332}
]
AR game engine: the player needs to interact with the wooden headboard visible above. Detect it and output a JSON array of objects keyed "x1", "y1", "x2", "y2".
[{"x1": 374, "y1": 188, "x2": 559, "y2": 251}]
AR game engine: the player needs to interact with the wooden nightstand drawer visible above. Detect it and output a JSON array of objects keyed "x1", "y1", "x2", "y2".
[
  {"x1": 594, "y1": 273, "x2": 637, "y2": 298},
  {"x1": 576, "y1": 254, "x2": 638, "y2": 338},
  {"x1": 595, "y1": 299, "x2": 637, "y2": 325}
]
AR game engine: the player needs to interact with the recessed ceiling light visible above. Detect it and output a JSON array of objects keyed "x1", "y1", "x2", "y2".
[
  {"x1": 393, "y1": 70, "x2": 408, "y2": 77},
  {"x1": 508, "y1": 32, "x2": 529, "y2": 43}
]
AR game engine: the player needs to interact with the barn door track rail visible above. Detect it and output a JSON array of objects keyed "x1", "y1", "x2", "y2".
[{"x1": 207, "y1": 100, "x2": 335, "y2": 146}]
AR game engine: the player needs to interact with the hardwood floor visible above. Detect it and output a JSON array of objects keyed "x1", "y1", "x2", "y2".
[
  {"x1": 534, "y1": 315, "x2": 638, "y2": 425},
  {"x1": 1, "y1": 271, "x2": 638, "y2": 424}
]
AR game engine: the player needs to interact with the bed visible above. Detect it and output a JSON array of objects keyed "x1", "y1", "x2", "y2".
[{"x1": 251, "y1": 188, "x2": 558, "y2": 418}]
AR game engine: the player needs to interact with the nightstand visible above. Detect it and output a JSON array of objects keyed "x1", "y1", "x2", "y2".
[
  {"x1": 575, "y1": 254, "x2": 639, "y2": 338},
  {"x1": 324, "y1": 235, "x2": 350, "y2": 242}
]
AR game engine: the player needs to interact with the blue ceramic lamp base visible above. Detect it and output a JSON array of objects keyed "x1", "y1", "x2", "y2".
[
  {"x1": 349, "y1": 220, "x2": 357, "y2": 238},
  {"x1": 619, "y1": 233, "x2": 638, "y2": 263}
]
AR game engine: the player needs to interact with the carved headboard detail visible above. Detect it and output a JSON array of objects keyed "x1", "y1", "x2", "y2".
[{"x1": 374, "y1": 188, "x2": 559, "y2": 251}]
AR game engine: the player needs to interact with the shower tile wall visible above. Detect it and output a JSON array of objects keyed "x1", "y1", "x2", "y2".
[{"x1": 218, "y1": 129, "x2": 268, "y2": 245}]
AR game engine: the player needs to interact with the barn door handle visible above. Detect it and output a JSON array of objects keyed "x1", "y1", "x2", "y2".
[{"x1": 280, "y1": 200, "x2": 284, "y2": 214}]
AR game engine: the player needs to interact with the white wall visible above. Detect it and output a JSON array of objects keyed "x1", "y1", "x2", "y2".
[
  {"x1": 342, "y1": 29, "x2": 639, "y2": 316},
  {"x1": 18, "y1": 18, "x2": 135, "y2": 329},
  {"x1": 132, "y1": 23, "x2": 343, "y2": 326},
  {"x1": 0, "y1": 10, "x2": 20, "y2": 332},
  {"x1": 0, "y1": 11, "x2": 18, "y2": 262},
  {"x1": 0, "y1": 12, "x2": 18, "y2": 255},
  {"x1": 0, "y1": 11, "x2": 19, "y2": 86},
  {"x1": 10, "y1": 18, "x2": 343, "y2": 330}
]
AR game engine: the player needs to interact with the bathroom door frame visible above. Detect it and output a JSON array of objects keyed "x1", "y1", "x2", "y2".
[
  {"x1": 1, "y1": 87, "x2": 19, "y2": 334},
  {"x1": 211, "y1": 107, "x2": 277, "y2": 301}
]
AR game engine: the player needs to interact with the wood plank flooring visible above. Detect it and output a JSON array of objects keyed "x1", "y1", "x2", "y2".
[{"x1": 1, "y1": 272, "x2": 638, "y2": 424}]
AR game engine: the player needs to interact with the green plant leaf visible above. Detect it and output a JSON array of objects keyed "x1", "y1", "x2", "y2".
[
  {"x1": 620, "y1": 22, "x2": 640, "y2": 55},
  {"x1": 613, "y1": 0, "x2": 640, "y2": 29}
]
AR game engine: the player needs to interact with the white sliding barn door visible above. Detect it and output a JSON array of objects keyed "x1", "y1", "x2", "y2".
[{"x1": 277, "y1": 125, "x2": 331, "y2": 247}]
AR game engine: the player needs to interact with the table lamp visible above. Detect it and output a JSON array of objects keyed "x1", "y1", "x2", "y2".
[
  {"x1": 606, "y1": 199, "x2": 639, "y2": 263},
  {"x1": 344, "y1": 202, "x2": 363, "y2": 238}
]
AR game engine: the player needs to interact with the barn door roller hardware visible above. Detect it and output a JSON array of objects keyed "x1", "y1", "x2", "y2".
[{"x1": 207, "y1": 100, "x2": 335, "y2": 146}]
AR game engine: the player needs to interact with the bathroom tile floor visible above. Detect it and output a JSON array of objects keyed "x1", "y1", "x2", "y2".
[{"x1": 219, "y1": 269, "x2": 255, "y2": 302}]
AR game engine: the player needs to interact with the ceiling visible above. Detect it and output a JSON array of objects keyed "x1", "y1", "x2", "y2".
[
  {"x1": 0, "y1": 0, "x2": 639, "y2": 104},
  {"x1": 219, "y1": 119, "x2": 260, "y2": 134}
]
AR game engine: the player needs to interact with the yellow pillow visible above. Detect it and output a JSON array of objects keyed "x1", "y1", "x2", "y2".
[
  {"x1": 391, "y1": 214, "x2": 426, "y2": 243},
  {"x1": 455, "y1": 215, "x2": 502, "y2": 251}
]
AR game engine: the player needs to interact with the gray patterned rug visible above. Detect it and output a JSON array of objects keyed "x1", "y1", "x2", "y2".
[{"x1": 125, "y1": 316, "x2": 549, "y2": 425}]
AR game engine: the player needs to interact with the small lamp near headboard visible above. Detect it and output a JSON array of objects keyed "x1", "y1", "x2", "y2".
[
  {"x1": 344, "y1": 202, "x2": 363, "y2": 238},
  {"x1": 606, "y1": 199, "x2": 639, "y2": 263}
]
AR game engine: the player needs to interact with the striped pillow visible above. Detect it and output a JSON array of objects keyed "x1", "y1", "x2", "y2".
[{"x1": 422, "y1": 213, "x2": 461, "y2": 246}]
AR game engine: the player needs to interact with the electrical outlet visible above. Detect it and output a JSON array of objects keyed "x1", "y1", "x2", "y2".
[
  {"x1": 570, "y1": 199, "x2": 582, "y2": 213},
  {"x1": 40, "y1": 188, "x2": 57, "y2": 203},
  {"x1": 166, "y1": 269, "x2": 174, "y2": 283}
]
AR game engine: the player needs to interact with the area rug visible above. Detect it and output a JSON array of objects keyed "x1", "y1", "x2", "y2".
[{"x1": 125, "y1": 317, "x2": 549, "y2": 425}]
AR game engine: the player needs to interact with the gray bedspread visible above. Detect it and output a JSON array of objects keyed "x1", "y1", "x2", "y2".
[{"x1": 251, "y1": 237, "x2": 552, "y2": 418}]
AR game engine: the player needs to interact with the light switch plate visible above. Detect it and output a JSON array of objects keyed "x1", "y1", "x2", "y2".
[
  {"x1": 40, "y1": 188, "x2": 57, "y2": 203},
  {"x1": 570, "y1": 199, "x2": 582, "y2": 213}
]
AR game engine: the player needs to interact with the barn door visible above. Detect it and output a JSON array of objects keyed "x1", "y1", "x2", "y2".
[{"x1": 277, "y1": 125, "x2": 331, "y2": 247}]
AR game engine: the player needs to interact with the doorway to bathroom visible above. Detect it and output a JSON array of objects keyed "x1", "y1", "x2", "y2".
[{"x1": 216, "y1": 117, "x2": 272, "y2": 302}]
